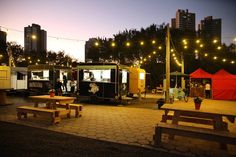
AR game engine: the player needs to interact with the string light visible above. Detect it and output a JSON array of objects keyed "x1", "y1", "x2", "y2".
[
  {"x1": 94, "y1": 42, "x2": 99, "y2": 46},
  {"x1": 0, "y1": 25, "x2": 87, "y2": 42},
  {"x1": 140, "y1": 41, "x2": 144, "y2": 46},
  {"x1": 111, "y1": 42, "x2": 116, "y2": 47},
  {"x1": 2, "y1": 25, "x2": 235, "y2": 67}
]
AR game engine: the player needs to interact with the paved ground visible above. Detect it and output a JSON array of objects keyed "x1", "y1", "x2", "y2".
[
  {"x1": 0, "y1": 121, "x2": 182, "y2": 157},
  {"x1": 1, "y1": 94, "x2": 236, "y2": 157}
]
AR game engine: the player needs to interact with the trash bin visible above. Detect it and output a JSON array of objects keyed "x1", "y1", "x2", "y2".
[{"x1": 156, "y1": 98, "x2": 165, "y2": 109}]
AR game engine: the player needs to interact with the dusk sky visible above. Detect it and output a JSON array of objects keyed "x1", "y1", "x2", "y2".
[{"x1": 1, "y1": 0, "x2": 236, "y2": 61}]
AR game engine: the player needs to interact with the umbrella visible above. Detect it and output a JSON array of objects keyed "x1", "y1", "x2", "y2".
[
  {"x1": 169, "y1": 71, "x2": 189, "y2": 87},
  {"x1": 170, "y1": 71, "x2": 189, "y2": 77}
]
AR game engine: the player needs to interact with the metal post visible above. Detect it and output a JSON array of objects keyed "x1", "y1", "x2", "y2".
[
  {"x1": 181, "y1": 51, "x2": 185, "y2": 89},
  {"x1": 165, "y1": 24, "x2": 170, "y2": 102}
]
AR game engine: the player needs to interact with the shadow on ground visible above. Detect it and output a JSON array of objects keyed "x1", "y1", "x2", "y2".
[{"x1": 0, "y1": 121, "x2": 182, "y2": 157}]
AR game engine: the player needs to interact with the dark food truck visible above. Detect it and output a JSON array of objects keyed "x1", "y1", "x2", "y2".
[
  {"x1": 77, "y1": 63, "x2": 129, "y2": 101},
  {"x1": 28, "y1": 64, "x2": 71, "y2": 95}
]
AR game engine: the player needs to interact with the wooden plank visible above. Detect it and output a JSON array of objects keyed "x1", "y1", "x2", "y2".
[
  {"x1": 16, "y1": 106, "x2": 61, "y2": 124},
  {"x1": 154, "y1": 123, "x2": 236, "y2": 148},
  {"x1": 161, "y1": 110, "x2": 229, "y2": 131},
  {"x1": 56, "y1": 103, "x2": 83, "y2": 118},
  {"x1": 162, "y1": 114, "x2": 213, "y2": 125}
]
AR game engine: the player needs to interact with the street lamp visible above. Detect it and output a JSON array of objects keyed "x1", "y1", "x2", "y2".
[
  {"x1": 94, "y1": 41, "x2": 99, "y2": 47},
  {"x1": 32, "y1": 35, "x2": 37, "y2": 40},
  {"x1": 126, "y1": 42, "x2": 130, "y2": 47},
  {"x1": 213, "y1": 39, "x2": 218, "y2": 44},
  {"x1": 140, "y1": 41, "x2": 144, "y2": 46},
  {"x1": 111, "y1": 42, "x2": 116, "y2": 47}
]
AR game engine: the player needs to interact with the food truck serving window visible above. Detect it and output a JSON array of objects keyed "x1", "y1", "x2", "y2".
[
  {"x1": 31, "y1": 70, "x2": 49, "y2": 80},
  {"x1": 139, "y1": 72, "x2": 145, "y2": 80},
  {"x1": 83, "y1": 69, "x2": 111, "y2": 82},
  {"x1": 122, "y1": 70, "x2": 128, "y2": 83}
]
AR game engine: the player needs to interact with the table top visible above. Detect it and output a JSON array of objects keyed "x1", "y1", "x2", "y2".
[
  {"x1": 0, "y1": 88, "x2": 13, "y2": 91},
  {"x1": 161, "y1": 103, "x2": 236, "y2": 117},
  {"x1": 29, "y1": 95, "x2": 76, "y2": 101}
]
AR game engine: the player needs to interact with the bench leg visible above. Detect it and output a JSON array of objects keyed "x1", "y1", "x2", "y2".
[
  {"x1": 66, "y1": 104, "x2": 71, "y2": 118},
  {"x1": 154, "y1": 126, "x2": 162, "y2": 146},
  {"x1": 79, "y1": 106, "x2": 82, "y2": 117},
  {"x1": 51, "y1": 112, "x2": 61, "y2": 125},
  {"x1": 17, "y1": 112, "x2": 22, "y2": 119},
  {"x1": 23, "y1": 113, "x2": 27, "y2": 118},
  {"x1": 75, "y1": 108, "x2": 79, "y2": 118},
  {"x1": 220, "y1": 143, "x2": 227, "y2": 150},
  {"x1": 17, "y1": 112, "x2": 28, "y2": 120}
]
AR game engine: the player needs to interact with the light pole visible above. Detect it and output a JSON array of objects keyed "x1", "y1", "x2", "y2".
[
  {"x1": 6, "y1": 46, "x2": 12, "y2": 67},
  {"x1": 181, "y1": 51, "x2": 185, "y2": 89},
  {"x1": 165, "y1": 24, "x2": 170, "y2": 103}
]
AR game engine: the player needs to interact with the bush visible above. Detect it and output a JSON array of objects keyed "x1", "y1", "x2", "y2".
[{"x1": 194, "y1": 97, "x2": 202, "y2": 104}]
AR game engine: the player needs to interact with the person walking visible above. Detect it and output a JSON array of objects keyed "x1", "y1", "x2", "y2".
[
  {"x1": 62, "y1": 73, "x2": 68, "y2": 92},
  {"x1": 205, "y1": 82, "x2": 211, "y2": 98}
]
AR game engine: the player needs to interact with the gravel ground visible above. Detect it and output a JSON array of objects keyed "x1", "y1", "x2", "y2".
[{"x1": 0, "y1": 121, "x2": 183, "y2": 157}]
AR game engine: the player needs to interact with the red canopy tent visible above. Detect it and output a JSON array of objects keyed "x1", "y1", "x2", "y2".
[
  {"x1": 189, "y1": 68, "x2": 212, "y2": 97},
  {"x1": 190, "y1": 68, "x2": 212, "y2": 78},
  {"x1": 212, "y1": 69, "x2": 236, "y2": 100}
]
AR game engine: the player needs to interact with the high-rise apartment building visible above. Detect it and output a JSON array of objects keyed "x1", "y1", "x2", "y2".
[
  {"x1": 173, "y1": 9, "x2": 195, "y2": 31},
  {"x1": 85, "y1": 38, "x2": 99, "y2": 62},
  {"x1": 0, "y1": 30, "x2": 8, "y2": 65},
  {"x1": 24, "y1": 24, "x2": 47, "y2": 53},
  {"x1": 0, "y1": 30, "x2": 7, "y2": 42},
  {"x1": 198, "y1": 16, "x2": 221, "y2": 43},
  {"x1": 171, "y1": 18, "x2": 176, "y2": 29}
]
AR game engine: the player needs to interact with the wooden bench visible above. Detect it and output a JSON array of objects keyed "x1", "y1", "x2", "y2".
[
  {"x1": 34, "y1": 102, "x2": 71, "y2": 118},
  {"x1": 153, "y1": 122, "x2": 236, "y2": 149},
  {"x1": 17, "y1": 106, "x2": 61, "y2": 125},
  {"x1": 57, "y1": 103, "x2": 83, "y2": 118},
  {"x1": 161, "y1": 112, "x2": 228, "y2": 130},
  {"x1": 156, "y1": 87, "x2": 163, "y2": 94}
]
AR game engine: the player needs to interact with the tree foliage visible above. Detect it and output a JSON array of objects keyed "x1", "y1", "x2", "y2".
[
  {"x1": 5, "y1": 42, "x2": 74, "y2": 67},
  {"x1": 86, "y1": 24, "x2": 236, "y2": 88}
]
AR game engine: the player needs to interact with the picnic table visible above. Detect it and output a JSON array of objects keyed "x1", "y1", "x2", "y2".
[
  {"x1": 153, "y1": 102, "x2": 236, "y2": 149},
  {"x1": 29, "y1": 95, "x2": 76, "y2": 109},
  {"x1": 17, "y1": 95, "x2": 77, "y2": 124}
]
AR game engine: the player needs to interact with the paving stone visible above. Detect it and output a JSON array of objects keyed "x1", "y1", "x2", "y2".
[
  {"x1": 175, "y1": 145, "x2": 189, "y2": 153},
  {"x1": 161, "y1": 143, "x2": 176, "y2": 151},
  {"x1": 3, "y1": 98, "x2": 236, "y2": 157},
  {"x1": 169, "y1": 150, "x2": 185, "y2": 156},
  {"x1": 184, "y1": 152, "x2": 196, "y2": 157}
]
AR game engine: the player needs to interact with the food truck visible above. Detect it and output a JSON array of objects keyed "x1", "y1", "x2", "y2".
[
  {"x1": 0, "y1": 65, "x2": 11, "y2": 89},
  {"x1": 11, "y1": 67, "x2": 28, "y2": 90},
  {"x1": 0, "y1": 65, "x2": 11, "y2": 105},
  {"x1": 77, "y1": 63, "x2": 129, "y2": 101},
  {"x1": 27, "y1": 64, "x2": 71, "y2": 95},
  {"x1": 128, "y1": 67, "x2": 146, "y2": 97}
]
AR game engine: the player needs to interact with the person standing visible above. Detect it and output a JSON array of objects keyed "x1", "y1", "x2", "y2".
[
  {"x1": 70, "y1": 79, "x2": 76, "y2": 93},
  {"x1": 55, "y1": 78, "x2": 62, "y2": 96},
  {"x1": 205, "y1": 82, "x2": 211, "y2": 98},
  {"x1": 62, "y1": 73, "x2": 68, "y2": 92}
]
